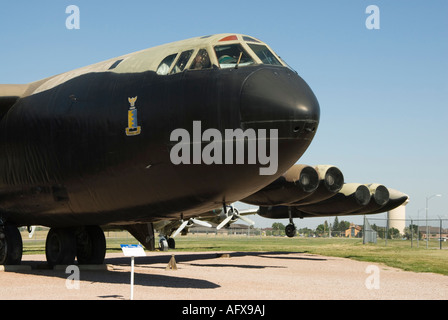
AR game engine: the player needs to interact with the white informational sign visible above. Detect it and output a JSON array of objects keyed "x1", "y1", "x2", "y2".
[
  {"x1": 120, "y1": 244, "x2": 146, "y2": 300},
  {"x1": 120, "y1": 244, "x2": 146, "y2": 257}
]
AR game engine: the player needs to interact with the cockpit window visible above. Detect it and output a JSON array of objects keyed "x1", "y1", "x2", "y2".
[
  {"x1": 247, "y1": 44, "x2": 282, "y2": 66},
  {"x1": 214, "y1": 44, "x2": 254, "y2": 69},
  {"x1": 242, "y1": 36, "x2": 260, "y2": 43},
  {"x1": 157, "y1": 53, "x2": 177, "y2": 75},
  {"x1": 170, "y1": 50, "x2": 194, "y2": 74},
  {"x1": 190, "y1": 49, "x2": 211, "y2": 70}
]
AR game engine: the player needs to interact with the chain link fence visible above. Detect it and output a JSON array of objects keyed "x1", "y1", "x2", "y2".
[
  {"x1": 362, "y1": 217, "x2": 447, "y2": 249},
  {"x1": 20, "y1": 217, "x2": 448, "y2": 250}
]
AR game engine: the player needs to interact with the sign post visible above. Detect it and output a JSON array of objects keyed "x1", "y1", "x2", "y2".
[{"x1": 120, "y1": 244, "x2": 146, "y2": 300}]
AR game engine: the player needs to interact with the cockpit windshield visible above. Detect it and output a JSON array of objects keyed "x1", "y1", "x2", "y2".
[
  {"x1": 155, "y1": 35, "x2": 289, "y2": 75},
  {"x1": 170, "y1": 50, "x2": 194, "y2": 74},
  {"x1": 214, "y1": 44, "x2": 255, "y2": 69},
  {"x1": 247, "y1": 44, "x2": 282, "y2": 66}
]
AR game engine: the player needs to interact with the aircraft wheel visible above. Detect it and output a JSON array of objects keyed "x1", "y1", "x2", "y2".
[
  {"x1": 159, "y1": 237, "x2": 168, "y2": 251},
  {"x1": 285, "y1": 223, "x2": 297, "y2": 238},
  {"x1": 76, "y1": 226, "x2": 106, "y2": 265},
  {"x1": 167, "y1": 237, "x2": 175, "y2": 249},
  {"x1": 0, "y1": 225, "x2": 23, "y2": 265},
  {"x1": 45, "y1": 228, "x2": 76, "y2": 266}
]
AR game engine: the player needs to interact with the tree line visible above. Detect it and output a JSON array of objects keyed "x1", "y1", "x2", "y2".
[
  {"x1": 269, "y1": 217, "x2": 353, "y2": 237},
  {"x1": 270, "y1": 219, "x2": 424, "y2": 240}
]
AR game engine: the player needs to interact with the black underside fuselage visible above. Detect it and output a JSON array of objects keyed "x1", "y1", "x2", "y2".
[{"x1": 0, "y1": 65, "x2": 320, "y2": 227}]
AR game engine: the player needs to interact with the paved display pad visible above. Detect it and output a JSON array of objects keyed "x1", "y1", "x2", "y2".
[{"x1": 0, "y1": 252, "x2": 447, "y2": 300}]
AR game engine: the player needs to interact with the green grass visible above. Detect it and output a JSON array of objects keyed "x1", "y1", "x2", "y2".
[
  {"x1": 22, "y1": 231, "x2": 448, "y2": 276},
  {"x1": 168, "y1": 236, "x2": 448, "y2": 275}
]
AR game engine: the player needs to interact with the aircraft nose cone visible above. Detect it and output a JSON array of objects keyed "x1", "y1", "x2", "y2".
[{"x1": 240, "y1": 67, "x2": 320, "y2": 139}]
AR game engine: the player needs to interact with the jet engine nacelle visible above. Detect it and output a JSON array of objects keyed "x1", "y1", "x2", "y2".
[
  {"x1": 368, "y1": 188, "x2": 409, "y2": 214},
  {"x1": 257, "y1": 185, "x2": 407, "y2": 219},
  {"x1": 241, "y1": 164, "x2": 344, "y2": 206},
  {"x1": 258, "y1": 183, "x2": 370, "y2": 219},
  {"x1": 348, "y1": 183, "x2": 389, "y2": 214},
  {"x1": 289, "y1": 165, "x2": 344, "y2": 206},
  {"x1": 297, "y1": 183, "x2": 371, "y2": 215},
  {"x1": 242, "y1": 163, "x2": 408, "y2": 221}
]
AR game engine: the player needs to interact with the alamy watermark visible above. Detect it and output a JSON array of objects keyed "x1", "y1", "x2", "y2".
[
  {"x1": 66, "y1": 265, "x2": 80, "y2": 290},
  {"x1": 365, "y1": 5, "x2": 380, "y2": 30},
  {"x1": 365, "y1": 265, "x2": 380, "y2": 290},
  {"x1": 170, "y1": 121, "x2": 279, "y2": 176},
  {"x1": 64, "y1": 5, "x2": 380, "y2": 31},
  {"x1": 66, "y1": 5, "x2": 80, "y2": 30}
]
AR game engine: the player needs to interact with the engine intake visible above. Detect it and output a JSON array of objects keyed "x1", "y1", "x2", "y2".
[
  {"x1": 289, "y1": 165, "x2": 344, "y2": 206},
  {"x1": 296, "y1": 183, "x2": 371, "y2": 215},
  {"x1": 241, "y1": 164, "x2": 319, "y2": 206}
]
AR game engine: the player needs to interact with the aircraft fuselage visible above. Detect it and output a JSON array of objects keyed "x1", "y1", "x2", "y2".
[{"x1": 0, "y1": 34, "x2": 320, "y2": 228}]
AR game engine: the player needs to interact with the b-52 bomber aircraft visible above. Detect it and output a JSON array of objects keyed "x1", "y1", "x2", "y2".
[{"x1": 0, "y1": 34, "x2": 407, "y2": 266}]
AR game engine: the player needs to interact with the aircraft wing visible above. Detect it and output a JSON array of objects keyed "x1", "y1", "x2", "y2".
[
  {"x1": 241, "y1": 164, "x2": 408, "y2": 220},
  {"x1": 112, "y1": 163, "x2": 407, "y2": 251}
]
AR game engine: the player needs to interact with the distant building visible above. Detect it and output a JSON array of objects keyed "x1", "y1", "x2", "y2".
[
  {"x1": 345, "y1": 223, "x2": 362, "y2": 238},
  {"x1": 418, "y1": 226, "x2": 448, "y2": 240}
]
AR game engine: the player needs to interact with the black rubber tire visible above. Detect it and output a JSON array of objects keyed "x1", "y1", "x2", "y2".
[
  {"x1": 285, "y1": 224, "x2": 297, "y2": 238},
  {"x1": 45, "y1": 228, "x2": 76, "y2": 266},
  {"x1": 159, "y1": 238, "x2": 168, "y2": 251},
  {"x1": 76, "y1": 226, "x2": 106, "y2": 265},
  {"x1": 0, "y1": 225, "x2": 23, "y2": 265},
  {"x1": 167, "y1": 237, "x2": 176, "y2": 249}
]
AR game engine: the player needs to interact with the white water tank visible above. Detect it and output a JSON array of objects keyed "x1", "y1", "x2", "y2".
[{"x1": 388, "y1": 199, "x2": 409, "y2": 234}]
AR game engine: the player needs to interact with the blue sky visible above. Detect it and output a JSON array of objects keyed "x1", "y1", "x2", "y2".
[{"x1": 1, "y1": 0, "x2": 447, "y2": 228}]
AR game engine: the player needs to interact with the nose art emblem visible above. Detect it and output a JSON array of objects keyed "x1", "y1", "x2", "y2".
[{"x1": 126, "y1": 96, "x2": 142, "y2": 136}]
